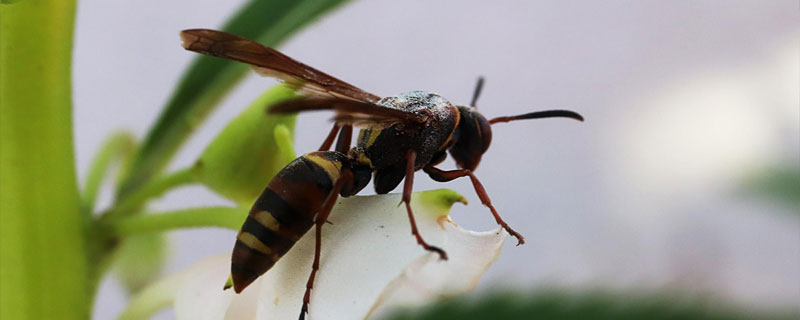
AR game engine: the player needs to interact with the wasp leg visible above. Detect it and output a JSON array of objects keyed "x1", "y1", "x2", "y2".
[
  {"x1": 423, "y1": 166, "x2": 525, "y2": 245},
  {"x1": 334, "y1": 124, "x2": 352, "y2": 153},
  {"x1": 318, "y1": 124, "x2": 340, "y2": 151},
  {"x1": 299, "y1": 170, "x2": 353, "y2": 320},
  {"x1": 402, "y1": 151, "x2": 448, "y2": 260}
]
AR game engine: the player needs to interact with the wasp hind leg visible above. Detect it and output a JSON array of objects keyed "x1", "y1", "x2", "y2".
[
  {"x1": 318, "y1": 124, "x2": 353, "y2": 154},
  {"x1": 423, "y1": 165, "x2": 525, "y2": 245},
  {"x1": 402, "y1": 151, "x2": 448, "y2": 260},
  {"x1": 334, "y1": 124, "x2": 352, "y2": 153},
  {"x1": 318, "y1": 124, "x2": 340, "y2": 151},
  {"x1": 299, "y1": 170, "x2": 354, "y2": 320}
]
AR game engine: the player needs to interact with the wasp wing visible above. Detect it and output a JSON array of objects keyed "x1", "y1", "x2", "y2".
[
  {"x1": 180, "y1": 29, "x2": 381, "y2": 103},
  {"x1": 270, "y1": 97, "x2": 428, "y2": 129}
]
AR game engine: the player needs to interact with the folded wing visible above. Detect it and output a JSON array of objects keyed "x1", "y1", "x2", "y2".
[{"x1": 180, "y1": 29, "x2": 381, "y2": 103}]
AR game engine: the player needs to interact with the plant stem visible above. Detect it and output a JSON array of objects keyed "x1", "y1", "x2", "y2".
[
  {"x1": 106, "y1": 207, "x2": 248, "y2": 237},
  {"x1": 82, "y1": 131, "x2": 136, "y2": 214},
  {"x1": 87, "y1": 167, "x2": 196, "y2": 300},
  {"x1": 112, "y1": 167, "x2": 197, "y2": 215},
  {"x1": 0, "y1": 0, "x2": 87, "y2": 319}
]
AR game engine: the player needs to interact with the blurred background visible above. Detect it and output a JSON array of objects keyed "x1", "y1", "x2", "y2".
[{"x1": 72, "y1": 1, "x2": 799, "y2": 318}]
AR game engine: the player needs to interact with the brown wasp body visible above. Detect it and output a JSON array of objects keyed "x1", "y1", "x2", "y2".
[{"x1": 180, "y1": 29, "x2": 583, "y2": 319}]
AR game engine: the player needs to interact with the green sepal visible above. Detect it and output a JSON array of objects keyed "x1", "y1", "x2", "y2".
[{"x1": 192, "y1": 85, "x2": 298, "y2": 207}]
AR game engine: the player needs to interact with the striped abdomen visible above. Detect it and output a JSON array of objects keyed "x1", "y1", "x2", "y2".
[{"x1": 231, "y1": 151, "x2": 346, "y2": 292}]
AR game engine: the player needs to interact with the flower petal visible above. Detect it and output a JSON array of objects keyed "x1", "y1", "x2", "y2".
[
  {"x1": 170, "y1": 189, "x2": 506, "y2": 320},
  {"x1": 173, "y1": 256, "x2": 237, "y2": 320},
  {"x1": 367, "y1": 225, "x2": 505, "y2": 319},
  {"x1": 253, "y1": 189, "x2": 506, "y2": 319}
]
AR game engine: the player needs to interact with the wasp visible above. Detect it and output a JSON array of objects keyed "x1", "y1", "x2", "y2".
[{"x1": 180, "y1": 29, "x2": 583, "y2": 319}]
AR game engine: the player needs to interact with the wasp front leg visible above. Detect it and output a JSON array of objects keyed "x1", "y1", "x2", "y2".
[
  {"x1": 402, "y1": 151, "x2": 448, "y2": 260},
  {"x1": 423, "y1": 166, "x2": 525, "y2": 245}
]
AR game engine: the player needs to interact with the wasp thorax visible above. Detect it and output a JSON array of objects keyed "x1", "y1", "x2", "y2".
[
  {"x1": 450, "y1": 106, "x2": 493, "y2": 171},
  {"x1": 377, "y1": 91, "x2": 453, "y2": 120}
]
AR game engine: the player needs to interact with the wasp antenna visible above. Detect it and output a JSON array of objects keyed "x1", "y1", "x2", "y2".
[
  {"x1": 489, "y1": 110, "x2": 584, "y2": 124},
  {"x1": 470, "y1": 76, "x2": 485, "y2": 108}
]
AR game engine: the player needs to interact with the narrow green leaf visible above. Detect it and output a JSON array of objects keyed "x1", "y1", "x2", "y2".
[
  {"x1": 118, "y1": 0, "x2": 351, "y2": 197},
  {"x1": 0, "y1": 0, "x2": 88, "y2": 319}
]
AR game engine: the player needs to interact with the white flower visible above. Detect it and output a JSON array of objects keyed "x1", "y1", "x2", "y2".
[{"x1": 163, "y1": 189, "x2": 505, "y2": 319}]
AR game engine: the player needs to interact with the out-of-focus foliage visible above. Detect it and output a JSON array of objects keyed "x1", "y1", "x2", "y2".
[
  {"x1": 384, "y1": 290, "x2": 798, "y2": 320},
  {"x1": 118, "y1": 0, "x2": 350, "y2": 198},
  {"x1": 113, "y1": 234, "x2": 168, "y2": 294},
  {"x1": 1, "y1": 0, "x2": 353, "y2": 318},
  {"x1": 745, "y1": 166, "x2": 800, "y2": 210}
]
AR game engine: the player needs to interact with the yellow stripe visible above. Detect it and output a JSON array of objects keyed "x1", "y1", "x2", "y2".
[
  {"x1": 357, "y1": 130, "x2": 369, "y2": 146},
  {"x1": 252, "y1": 210, "x2": 281, "y2": 233},
  {"x1": 357, "y1": 152, "x2": 373, "y2": 168},
  {"x1": 252, "y1": 210, "x2": 300, "y2": 241},
  {"x1": 237, "y1": 231, "x2": 274, "y2": 256},
  {"x1": 440, "y1": 107, "x2": 461, "y2": 150},
  {"x1": 306, "y1": 154, "x2": 342, "y2": 181},
  {"x1": 365, "y1": 129, "x2": 382, "y2": 147}
]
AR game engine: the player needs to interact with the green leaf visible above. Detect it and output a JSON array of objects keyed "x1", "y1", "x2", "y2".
[
  {"x1": 191, "y1": 85, "x2": 297, "y2": 207},
  {"x1": 117, "y1": 0, "x2": 350, "y2": 198},
  {"x1": 0, "y1": 0, "x2": 88, "y2": 319}
]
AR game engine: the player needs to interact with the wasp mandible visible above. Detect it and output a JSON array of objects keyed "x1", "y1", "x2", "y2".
[{"x1": 180, "y1": 29, "x2": 583, "y2": 319}]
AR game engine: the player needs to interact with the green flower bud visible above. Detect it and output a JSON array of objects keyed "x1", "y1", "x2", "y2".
[
  {"x1": 192, "y1": 85, "x2": 297, "y2": 207},
  {"x1": 114, "y1": 233, "x2": 168, "y2": 294}
]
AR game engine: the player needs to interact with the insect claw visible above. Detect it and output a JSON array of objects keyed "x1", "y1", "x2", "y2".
[
  {"x1": 429, "y1": 246, "x2": 448, "y2": 261},
  {"x1": 510, "y1": 231, "x2": 525, "y2": 246}
]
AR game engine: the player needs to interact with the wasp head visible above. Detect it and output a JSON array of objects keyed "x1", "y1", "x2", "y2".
[
  {"x1": 448, "y1": 77, "x2": 584, "y2": 171},
  {"x1": 449, "y1": 106, "x2": 493, "y2": 171}
]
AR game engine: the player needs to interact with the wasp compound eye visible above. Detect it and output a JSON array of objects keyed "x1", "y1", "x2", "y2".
[{"x1": 450, "y1": 107, "x2": 492, "y2": 171}]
